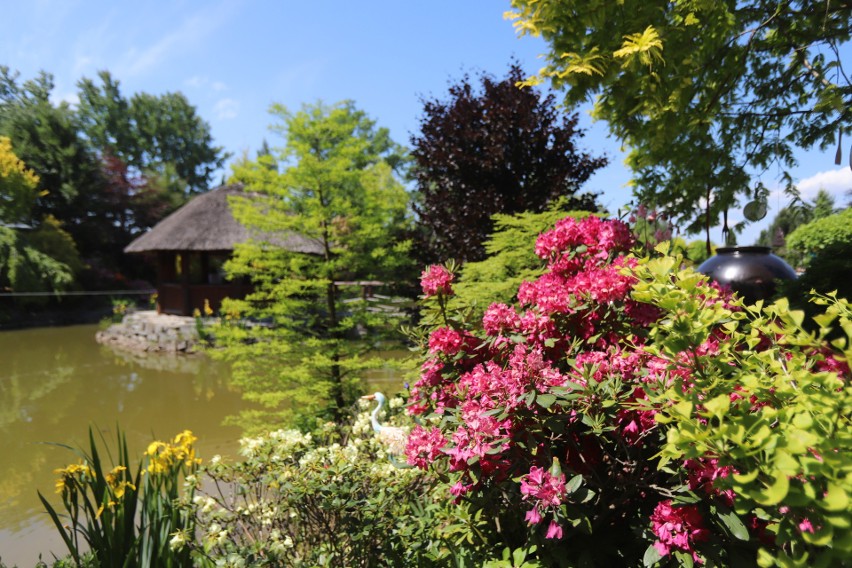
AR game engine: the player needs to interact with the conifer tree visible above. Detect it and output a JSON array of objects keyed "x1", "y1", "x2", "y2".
[{"x1": 214, "y1": 101, "x2": 414, "y2": 430}]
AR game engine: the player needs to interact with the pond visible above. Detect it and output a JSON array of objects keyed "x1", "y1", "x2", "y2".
[{"x1": 0, "y1": 324, "x2": 408, "y2": 567}]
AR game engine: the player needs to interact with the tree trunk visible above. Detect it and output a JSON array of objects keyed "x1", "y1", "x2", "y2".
[{"x1": 705, "y1": 186, "x2": 713, "y2": 258}]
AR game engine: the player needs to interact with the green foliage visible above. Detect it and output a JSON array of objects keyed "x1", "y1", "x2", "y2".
[
  {"x1": 507, "y1": 0, "x2": 851, "y2": 241},
  {"x1": 786, "y1": 208, "x2": 852, "y2": 261},
  {"x1": 633, "y1": 260, "x2": 852, "y2": 566},
  {"x1": 76, "y1": 71, "x2": 228, "y2": 194},
  {"x1": 0, "y1": 226, "x2": 74, "y2": 295},
  {"x1": 39, "y1": 427, "x2": 199, "y2": 568},
  {"x1": 779, "y1": 240, "x2": 852, "y2": 331},
  {"x1": 1, "y1": 66, "x2": 227, "y2": 288},
  {"x1": 0, "y1": 555, "x2": 97, "y2": 568},
  {"x1": 0, "y1": 135, "x2": 80, "y2": 297},
  {"x1": 811, "y1": 189, "x2": 838, "y2": 221},
  {"x1": 0, "y1": 67, "x2": 103, "y2": 232},
  {"x1": 213, "y1": 101, "x2": 415, "y2": 430},
  {"x1": 27, "y1": 215, "x2": 84, "y2": 275}
]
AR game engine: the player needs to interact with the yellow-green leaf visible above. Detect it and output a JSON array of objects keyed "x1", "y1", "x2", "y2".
[{"x1": 753, "y1": 473, "x2": 790, "y2": 506}]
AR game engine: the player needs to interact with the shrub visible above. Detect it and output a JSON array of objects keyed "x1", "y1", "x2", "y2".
[
  {"x1": 406, "y1": 216, "x2": 851, "y2": 567},
  {"x1": 779, "y1": 240, "x2": 852, "y2": 332},
  {"x1": 786, "y1": 208, "x2": 852, "y2": 263},
  {"x1": 183, "y1": 397, "x2": 464, "y2": 567}
]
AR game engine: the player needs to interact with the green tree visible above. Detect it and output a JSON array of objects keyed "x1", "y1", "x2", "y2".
[
  {"x1": 811, "y1": 187, "x2": 838, "y2": 220},
  {"x1": 77, "y1": 71, "x2": 228, "y2": 195},
  {"x1": 0, "y1": 227, "x2": 75, "y2": 296},
  {"x1": 779, "y1": 206, "x2": 852, "y2": 332},
  {"x1": 0, "y1": 67, "x2": 103, "y2": 232},
  {"x1": 214, "y1": 101, "x2": 414, "y2": 430},
  {"x1": 757, "y1": 188, "x2": 837, "y2": 264},
  {"x1": 757, "y1": 203, "x2": 812, "y2": 255},
  {"x1": 508, "y1": 0, "x2": 851, "y2": 252},
  {"x1": 2, "y1": 67, "x2": 226, "y2": 286}
]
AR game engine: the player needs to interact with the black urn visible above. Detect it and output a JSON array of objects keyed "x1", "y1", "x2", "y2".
[{"x1": 697, "y1": 246, "x2": 797, "y2": 304}]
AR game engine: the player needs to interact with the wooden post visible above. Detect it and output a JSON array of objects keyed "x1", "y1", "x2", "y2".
[{"x1": 181, "y1": 252, "x2": 191, "y2": 316}]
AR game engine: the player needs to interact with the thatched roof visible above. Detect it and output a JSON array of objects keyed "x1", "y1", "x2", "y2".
[{"x1": 124, "y1": 184, "x2": 324, "y2": 255}]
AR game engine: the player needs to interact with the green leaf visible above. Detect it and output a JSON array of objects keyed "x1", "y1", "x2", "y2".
[
  {"x1": 716, "y1": 508, "x2": 749, "y2": 541},
  {"x1": 672, "y1": 400, "x2": 693, "y2": 418},
  {"x1": 643, "y1": 543, "x2": 664, "y2": 567},
  {"x1": 703, "y1": 394, "x2": 730, "y2": 420},
  {"x1": 801, "y1": 522, "x2": 834, "y2": 546},
  {"x1": 565, "y1": 474, "x2": 584, "y2": 494},
  {"x1": 673, "y1": 550, "x2": 694, "y2": 567},
  {"x1": 734, "y1": 469, "x2": 760, "y2": 485},
  {"x1": 537, "y1": 393, "x2": 557, "y2": 408},
  {"x1": 753, "y1": 473, "x2": 790, "y2": 506},
  {"x1": 821, "y1": 483, "x2": 849, "y2": 512}
]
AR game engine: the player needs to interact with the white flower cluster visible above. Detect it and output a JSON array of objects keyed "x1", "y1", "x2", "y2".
[
  {"x1": 267, "y1": 529, "x2": 295, "y2": 554},
  {"x1": 203, "y1": 522, "x2": 230, "y2": 548},
  {"x1": 193, "y1": 494, "x2": 226, "y2": 519},
  {"x1": 239, "y1": 429, "x2": 312, "y2": 461}
]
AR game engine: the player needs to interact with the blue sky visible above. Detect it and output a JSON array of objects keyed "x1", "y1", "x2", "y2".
[{"x1": 2, "y1": 0, "x2": 849, "y2": 245}]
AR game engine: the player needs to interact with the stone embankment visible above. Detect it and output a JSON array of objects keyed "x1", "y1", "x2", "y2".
[{"x1": 96, "y1": 310, "x2": 205, "y2": 354}]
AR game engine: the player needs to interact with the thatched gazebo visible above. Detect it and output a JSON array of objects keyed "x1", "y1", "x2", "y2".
[{"x1": 125, "y1": 184, "x2": 322, "y2": 316}]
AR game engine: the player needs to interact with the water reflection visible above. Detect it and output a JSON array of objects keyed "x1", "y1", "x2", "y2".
[
  {"x1": 0, "y1": 325, "x2": 245, "y2": 566},
  {"x1": 0, "y1": 325, "x2": 412, "y2": 566}
]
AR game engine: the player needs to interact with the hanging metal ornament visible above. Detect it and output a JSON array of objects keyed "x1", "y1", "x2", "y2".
[
  {"x1": 835, "y1": 129, "x2": 843, "y2": 165},
  {"x1": 743, "y1": 199, "x2": 768, "y2": 222}
]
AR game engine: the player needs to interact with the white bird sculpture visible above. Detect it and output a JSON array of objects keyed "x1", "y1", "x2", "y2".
[{"x1": 361, "y1": 392, "x2": 409, "y2": 459}]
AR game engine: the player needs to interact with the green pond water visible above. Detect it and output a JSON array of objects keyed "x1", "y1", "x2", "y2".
[{"x1": 0, "y1": 324, "x2": 408, "y2": 567}]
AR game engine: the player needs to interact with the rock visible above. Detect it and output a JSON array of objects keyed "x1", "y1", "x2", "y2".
[{"x1": 94, "y1": 310, "x2": 205, "y2": 355}]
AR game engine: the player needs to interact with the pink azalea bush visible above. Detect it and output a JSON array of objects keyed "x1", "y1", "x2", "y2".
[{"x1": 405, "y1": 216, "x2": 851, "y2": 566}]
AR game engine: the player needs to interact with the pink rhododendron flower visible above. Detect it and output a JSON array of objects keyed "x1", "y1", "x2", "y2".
[
  {"x1": 811, "y1": 347, "x2": 850, "y2": 378},
  {"x1": 546, "y1": 520, "x2": 563, "y2": 539},
  {"x1": 535, "y1": 216, "x2": 633, "y2": 271},
  {"x1": 449, "y1": 480, "x2": 471, "y2": 498},
  {"x1": 685, "y1": 458, "x2": 735, "y2": 506},
  {"x1": 520, "y1": 466, "x2": 567, "y2": 509},
  {"x1": 420, "y1": 264, "x2": 454, "y2": 297},
  {"x1": 525, "y1": 507, "x2": 542, "y2": 525},
  {"x1": 798, "y1": 518, "x2": 815, "y2": 533},
  {"x1": 517, "y1": 273, "x2": 574, "y2": 313},
  {"x1": 418, "y1": 358, "x2": 445, "y2": 386},
  {"x1": 482, "y1": 302, "x2": 521, "y2": 335},
  {"x1": 428, "y1": 327, "x2": 466, "y2": 355},
  {"x1": 405, "y1": 425, "x2": 448, "y2": 468},
  {"x1": 517, "y1": 311, "x2": 558, "y2": 347},
  {"x1": 650, "y1": 500, "x2": 709, "y2": 562}
]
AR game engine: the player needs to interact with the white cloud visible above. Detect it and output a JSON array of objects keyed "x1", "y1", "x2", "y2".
[
  {"x1": 215, "y1": 98, "x2": 239, "y2": 119},
  {"x1": 120, "y1": 1, "x2": 238, "y2": 78},
  {"x1": 185, "y1": 75, "x2": 207, "y2": 88},
  {"x1": 184, "y1": 76, "x2": 228, "y2": 93},
  {"x1": 797, "y1": 167, "x2": 852, "y2": 200}
]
